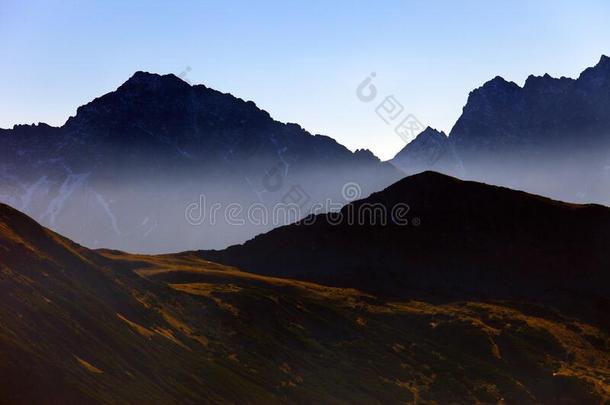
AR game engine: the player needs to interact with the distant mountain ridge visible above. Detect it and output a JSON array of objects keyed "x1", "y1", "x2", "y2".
[
  {"x1": 2, "y1": 71, "x2": 384, "y2": 170},
  {"x1": 0, "y1": 71, "x2": 401, "y2": 252},
  {"x1": 452, "y1": 54, "x2": 610, "y2": 156},
  {"x1": 391, "y1": 55, "x2": 610, "y2": 205}
]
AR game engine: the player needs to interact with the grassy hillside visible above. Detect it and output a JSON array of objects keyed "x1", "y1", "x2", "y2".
[{"x1": 1, "y1": 202, "x2": 609, "y2": 403}]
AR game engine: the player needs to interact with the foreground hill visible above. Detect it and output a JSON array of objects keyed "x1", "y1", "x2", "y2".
[{"x1": 1, "y1": 180, "x2": 610, "y2": 402}]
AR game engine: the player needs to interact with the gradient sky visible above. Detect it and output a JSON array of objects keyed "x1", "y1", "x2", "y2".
[{"x1": 2, "y1": 0, "x2": 610, "y2": 160}]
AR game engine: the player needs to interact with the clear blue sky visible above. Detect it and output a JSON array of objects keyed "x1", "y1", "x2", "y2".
[{"x1": 1, "y1": 0, "x2": 609, "y2": 159}]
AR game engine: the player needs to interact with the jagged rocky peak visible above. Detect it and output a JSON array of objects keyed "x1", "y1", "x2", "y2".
[
  {"x1": 524, "y1": 72, "x2": 560, "y2": 86},
  {"x1": 522, "y1": 73, "x2": 574, "y2": 96},
  {"x1": 480, "y1": 75, "x2": 521, "y2": 92},
  {"x1": 465, "y1": 76, "x2": 520, "y2": 107},
  {"x1": 471, "y1": 55, "x2": 610, "y2": 99},
  {"x1": 415, "y1": 126, "x2": 447, "y2": 140},
  {"x1": 122, "y1": 70, "x2": 191, "y2": 89},
  {"x1": 353, "y1": 148, "x2": 380, "y2": 162},
  {"x1": 11, "y1": 122, "x2": 56, "y2": 130},
  {"x1": 577, "y1": 54, "x2": 610, "y2": 86},
  {"x1": 441, "y1": 53, "x2": 610, "y2": 192},
  {"x1": 454, "y1": 54, "x2": 610, "y2": 132}
]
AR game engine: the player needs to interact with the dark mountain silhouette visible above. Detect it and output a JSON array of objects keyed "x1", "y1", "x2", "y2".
[
  {"x1": 1, "y1": 200, "x2": 609, "y2": 403},
  {"x1": 0, "y1": 72, "x2": 401, "y2": 253},
  {"x1": 201, "y1": 171, "x2": 610, "y2": 317},
  {"x1": 391, "y1": 56, "x2": 610, "y2": 205}
]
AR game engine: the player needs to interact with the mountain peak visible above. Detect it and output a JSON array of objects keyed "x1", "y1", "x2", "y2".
[
  {"x1": 484, "y1": 75, "x2": 518, "y2": 88},
  {"x1": 383, "y1": 170, "x2": 459, "y2": 191},
  {"x1": 577, "y1": 54, "x2": 610, "y2": 83},
  {"x1": 64, "y1": 71, "x2": 194, "y2": 129},
  {"x1": 408, "y1": 169, "x2": 452, "y2": 179},
  {"x1": 353, "y1": 148, "x2": 380, "y2": 162},
  {"x1": 522, "y1": 72, "x2": 574, "y2": 92},
  {"x1": 119, "y1": 70, "x2": 191, "y2": 91},
  {"x1": 524, "y1": 72, "x2": 553, "y2": 82},
  {"x1": 461, "y1": 76, "x2": 521, "y2": 112},
  {"x1": 485, "y1": 76, "x2": 521, "y2": 92},
  {"x1": 595, "y1": 54, "x2": 610, "y2": 70},
  {"x1": 417, "y1": 126, "x2": 447, "y2": 138}
]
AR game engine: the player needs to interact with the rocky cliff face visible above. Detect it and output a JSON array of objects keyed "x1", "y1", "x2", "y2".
[{"x1": 452, "y1": 55, "x2": 610, "y2": 157}]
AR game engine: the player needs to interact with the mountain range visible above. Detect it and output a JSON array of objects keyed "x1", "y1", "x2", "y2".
[
  {"x1": 1, "y1": 172, "x2": 609, "y2": 403},
  {"x1": 0, "y1": 72, "x2": 401, "y2": 253},
  {"x1": 2, "y1": 56, "x2": 610, "y2": 253}
]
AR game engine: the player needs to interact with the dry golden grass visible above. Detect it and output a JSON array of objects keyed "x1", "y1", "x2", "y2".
[
  {"x1": 75, "y1": 356, "x2": 104, "y2": 374},
  {"x1": 169, "y1": 283, "x2": 240, "y2": 316},
  {"x1": 116, "y1": 313, "x2": 155, "y2": 338},
  {"x1": 4, "y1": 202, "x2": 609, "y2": 403}
]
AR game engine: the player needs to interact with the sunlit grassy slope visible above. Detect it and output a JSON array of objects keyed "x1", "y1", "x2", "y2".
[{"x1": 1, "y1": 202, "x2": 609, "y2": 403}]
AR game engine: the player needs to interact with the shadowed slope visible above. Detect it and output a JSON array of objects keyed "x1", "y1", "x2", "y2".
[
  {"x1": 0, "y1": 203, "x2": 277, "y2": 403},
  {"x1": 201, "y1": 172, "x2": 610, "y2": 310},
  {"x1": 1, "y1": 202, "x2": 610, "y2": 403}
]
